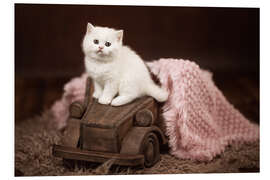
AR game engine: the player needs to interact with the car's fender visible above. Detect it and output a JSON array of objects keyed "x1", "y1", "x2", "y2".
[{"x1": 120, "y1": 126, "x2": 167, "y2": 155}]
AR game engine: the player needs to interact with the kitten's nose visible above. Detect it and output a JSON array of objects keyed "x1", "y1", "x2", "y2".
[{"x1": 99, "y1": 46, "x2": 104, "y2": 50}]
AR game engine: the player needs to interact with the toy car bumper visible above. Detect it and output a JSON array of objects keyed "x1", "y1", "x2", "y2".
[{"x1": 52, "y1": 145, "x2": 145, "y2": 167}]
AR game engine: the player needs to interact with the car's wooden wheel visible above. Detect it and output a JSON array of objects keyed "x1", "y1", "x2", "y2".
[{"x1": 141, "y1": 132, "x2": 160, "y2": 167}]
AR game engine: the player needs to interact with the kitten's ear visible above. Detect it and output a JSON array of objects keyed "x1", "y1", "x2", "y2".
[
  {"x1": 116, "y1": 30, "x2": 123, "y2": 42},
  {"x1": 87, "y1": 23, "x2": 95, "y2": 34}
]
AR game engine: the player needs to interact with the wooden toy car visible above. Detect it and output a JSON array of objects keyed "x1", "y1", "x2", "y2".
[{"x1": 52, "y1": 77, "x2": 167, "y2": 167}]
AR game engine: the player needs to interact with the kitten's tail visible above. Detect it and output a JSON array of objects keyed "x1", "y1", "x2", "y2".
[{"x1": 145, "y1": 83, "x2": 169, "y2": 102}]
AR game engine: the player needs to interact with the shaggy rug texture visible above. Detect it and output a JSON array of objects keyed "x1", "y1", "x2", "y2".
[
  {"x1": 15, "y1": 111, "x2": 259, "y2": 176},
  {"x1": 51, "y1": 59, "x2": 259, "y2": 161}
]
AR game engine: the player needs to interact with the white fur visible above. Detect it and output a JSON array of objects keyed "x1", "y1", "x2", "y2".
[{"x1": 82, "y1": 23, "x2": 168, "y2": 106}]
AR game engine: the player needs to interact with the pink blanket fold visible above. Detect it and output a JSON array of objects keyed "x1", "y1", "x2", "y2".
[{"x1": 51, "y1": 58, "x2": 259, "y2": 161}]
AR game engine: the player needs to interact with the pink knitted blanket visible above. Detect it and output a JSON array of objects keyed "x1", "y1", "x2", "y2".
[{"x1": 51, "y1": 58, "x2": 259, "y2": 161}]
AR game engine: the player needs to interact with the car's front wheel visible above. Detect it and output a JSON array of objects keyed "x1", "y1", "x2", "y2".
[{"x1": 141, "y1": 132, "x2": 160, "y2": 167}]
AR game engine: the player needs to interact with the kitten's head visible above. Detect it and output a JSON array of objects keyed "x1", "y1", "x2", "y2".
[{"x1": 82, "y1": 23, "x2": 123, "y2": 61}]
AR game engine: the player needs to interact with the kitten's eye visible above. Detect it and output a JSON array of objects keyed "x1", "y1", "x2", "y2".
[
  {"x1": 105, "y1": 42, "x2": 111, "y2": 47},
  {"x1": 93, "y1": 39, "x2": 99, "y2": 44}
]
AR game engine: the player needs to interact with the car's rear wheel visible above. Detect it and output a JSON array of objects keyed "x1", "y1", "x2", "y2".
[{"x1": 141, "y1": 132, "x2": 160, "y2": 167}]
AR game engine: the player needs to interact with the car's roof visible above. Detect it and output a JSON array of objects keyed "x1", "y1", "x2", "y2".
[{"x1": 81, "y1": 96, "x2": 155, "y2": 129}]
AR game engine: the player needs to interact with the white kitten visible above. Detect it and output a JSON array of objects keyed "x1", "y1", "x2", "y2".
[{"x1": 82, "y1": 23, "x2": 168, "y2": 106}]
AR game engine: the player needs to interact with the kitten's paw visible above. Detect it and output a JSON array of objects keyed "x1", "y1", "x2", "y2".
[
  {"x1": 98, "y1": 96, "x2": 112, "y2": 105},
  {"x1": 111, "y1": 95, "x2": 135, "y2": 106},
  {"x1": 93, "y1": 91, "x2": 102, "y2": 99},
  {"x1": 110, "y1": 99, "x2": 122, "y2": 106},
  {"x1": 157, "y1": 89, "x2": 169, "y2": 102}
]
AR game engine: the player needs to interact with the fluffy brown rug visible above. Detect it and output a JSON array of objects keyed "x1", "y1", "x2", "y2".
[{"x1": 15, "y1": 111, "x2": 259, "y2": 176}]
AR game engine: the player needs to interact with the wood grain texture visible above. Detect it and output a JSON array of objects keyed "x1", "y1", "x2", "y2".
[
  {"x1": 53, "y1": 78, "x2": 166, "y2": 167},
  {"x1": 79, "y1": 81, "x2": 159, "y2": 153},
  {"x1": 61, "y1": 118, "x2": 81, "y2": 148},
  {"x1": 53, "y1": 145, "x2": 145, "y2": 166},
  {"x1": 135, "y1": 109, "x2": 154, "y2": 127},
  {"x1": 82, "y1": 97, "x2": 155, "y2": 128},
  {"x1": 69, "y1": 101, "x2": 84, "y2": 118}
]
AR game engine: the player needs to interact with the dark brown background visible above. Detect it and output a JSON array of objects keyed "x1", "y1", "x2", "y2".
[{"x1": 15, "y1": 4, "x2": 259, "y2": 123}]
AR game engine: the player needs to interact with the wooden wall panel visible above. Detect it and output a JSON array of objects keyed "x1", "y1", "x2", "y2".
[{"x1": 15, "y1": 4, "x2": 259, "y2": 78}]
